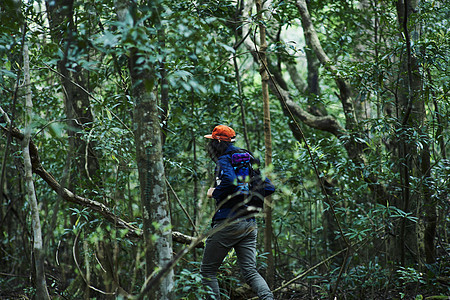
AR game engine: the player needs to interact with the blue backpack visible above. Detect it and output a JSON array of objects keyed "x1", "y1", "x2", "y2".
[{"x1": 230, "y1": 150, "x2": 275, "y2": 208}]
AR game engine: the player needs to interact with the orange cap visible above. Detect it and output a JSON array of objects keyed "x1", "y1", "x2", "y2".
[{"x1": 204, "y1": 125, "x2": 236, "y2": 142}]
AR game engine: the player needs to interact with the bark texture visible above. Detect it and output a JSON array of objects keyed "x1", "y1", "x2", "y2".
[
  {"x1": 46, "y1": 0, "x2": 102, "y2": 190},
  {"x1": 115, "y1": 1, "x2": 174, "y2": 298},
  {"x1": 132, "y1": 82, "x2": 174, "y2": 299},
  {"x1": 22, "y1": 41, "x2": 51, "y2": 300},
  {"x1": 255, "y1": 0, "x2": 275, "y2": 287},
  {"x1": 394, "y1": 0, "x2": 435, "y2": 265}
]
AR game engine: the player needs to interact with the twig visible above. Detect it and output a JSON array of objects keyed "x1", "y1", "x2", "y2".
[
  {"x1": 248, "y1": 227, "x2": 385, "y2": 299},
  {"x1": 166, "y1": 179, "x2": 199, "y2": 235},
  {"x1": 40, "y1": 62, "x2": 132, "y2": 133},
  {"x1": 133, "y1": 213, "x2": 260, "y2": 299},
  {"x1": 271, "y1": 249, "x2": 347, "y2": 295},
  {"x1": 73, "y1": 230, "x2": 116, "y2": 296},
  {"x1": 0, "y1": 272, "x2": 29, "y2": 278},
  {"x1": 204, "y1": 51, "x2": 253, "y2": 76}
]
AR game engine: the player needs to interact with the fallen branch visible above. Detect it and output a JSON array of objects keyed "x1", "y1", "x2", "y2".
[
  {"x1": 0, "y1": 117, "x2": 202, "y2": 247},
  {"x1": 134, "y1": 213, "x2": 259, "y2": 299},
  {"x1": 247, "y1": 249, "x2": 348, "y2": 300}
]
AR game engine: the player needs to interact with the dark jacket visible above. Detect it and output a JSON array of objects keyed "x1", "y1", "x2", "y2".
[{"x1": 211, "y1": 144, "x2": 275, "y2": 221}]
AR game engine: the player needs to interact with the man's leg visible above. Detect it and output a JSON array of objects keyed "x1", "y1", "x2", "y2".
[
  {"x1": 200, "y1": 228, "x2": 231, "y2": 299},
  {"x1": 234, "y1": 222, "x2": 274, "y2": 300}
]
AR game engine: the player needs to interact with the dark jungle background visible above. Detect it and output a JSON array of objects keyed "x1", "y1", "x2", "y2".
[{"x1": 0, "y1": 0, "x2": 448, "y2": 299}]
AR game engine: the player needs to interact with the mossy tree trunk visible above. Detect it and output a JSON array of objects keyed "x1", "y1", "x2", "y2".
[
  {"x1": 115, "y1": 1, "x2": 174, "y2": 298},
  {"x1": 394, "y1": 0, "x2": 436, "y2": 266}
]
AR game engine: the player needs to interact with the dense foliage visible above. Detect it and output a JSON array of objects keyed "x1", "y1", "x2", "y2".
[{"x1": 0, "y1": 0, "x2": 448, "y2": 299}]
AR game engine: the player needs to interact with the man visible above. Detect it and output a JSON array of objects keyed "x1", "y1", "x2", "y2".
[{"x1": 200, "y1": 125, "x2": 275, "y2": 300}]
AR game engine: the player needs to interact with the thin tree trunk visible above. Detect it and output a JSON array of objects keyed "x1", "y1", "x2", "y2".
[
  {"x1": 233, "y1": 0, "x2": 251, "y2": 150},
  {"x1": 394, "y1": 0, "x2": 435, "y2": 266},
  {"x1": 421, "y1": 136, "x2": 435, "y2": 263},
  {"x1": 255, "y1": 0, "x2": 274, "y2": 287},
  {"x1": 22, "y1": 40, "x2": 51, "y2": 300},
  {"x1": 234, "y1": 55, "x2": 251, "y2": 151},
  {"x1": 159, "y1": 27, "x2": 169, "y2": 146},
  {"x1": 391, "y1": 0, "x2": 418, "y2": 266},
  {"x1": 191, "y1": 94, "x2": 199, "y2": 246}
]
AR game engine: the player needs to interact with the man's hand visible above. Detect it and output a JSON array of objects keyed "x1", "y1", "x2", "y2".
[{"x1": 207, "y1": 188, "x2": 215, "y2": 198}]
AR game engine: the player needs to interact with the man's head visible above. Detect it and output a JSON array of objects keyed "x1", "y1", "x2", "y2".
[{"x1": 204, "y1": 125, "x2": 236, "y2": 142}]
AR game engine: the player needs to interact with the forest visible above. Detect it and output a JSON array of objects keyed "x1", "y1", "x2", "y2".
[{"x1": 0, "y1": 0, "x2": 449, "y2": 299}]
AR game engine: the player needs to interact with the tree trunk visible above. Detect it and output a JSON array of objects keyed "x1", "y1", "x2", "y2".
[
  {"x1": 394, "y1": 0, "x2": 435, "y2": 266},
  {"x1": 242, "y1": 0, "x2": 389, "y2": 206},
  {"x1": 131, "y1": 65, "x2": 174, "y2": 300},
  {"x1": 22, "y1": 40, "x2": 51, "y2": 300},
  {"x1": 115, "y1": 1, "x2": 174, "y2": 298},
  {"x1": 304, "y1": 35, "x2": 326, "y2": 117},
  {"x1": 46, "y1": 0, "x2": 102, "y2": 193},
  {"x1": 421, "y1": 136, "x2": 436, "y2": 264},
  {"x1": 255, "y1": 0, "x2": 275, "y2": 287},
  {"x1": 46, "y1": 0, "x2": 107, "y2": 292}
]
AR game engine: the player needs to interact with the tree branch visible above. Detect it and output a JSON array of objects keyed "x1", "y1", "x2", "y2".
[
  {"x1": 272, "y1": 81, "x2": 344, "y2": 136},
  {"x1": 0, "y1": 115, "x2": 202, "y2": 247},
  {"x1": 294, "y1": 0, "x2": 389, "y2": 204},
  {"x1": 295, "y1": 0, "x2": 358, "y2": 130}
]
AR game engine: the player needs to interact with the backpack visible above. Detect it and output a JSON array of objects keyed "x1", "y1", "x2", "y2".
[
  {"x1": 230, "y1": 150, "x2": 275, "y2": 208},
  {"x1": 231, "y1": 151, "x2": 252, "y2": 193}
]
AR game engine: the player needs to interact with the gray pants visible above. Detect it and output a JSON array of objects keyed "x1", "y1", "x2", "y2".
[{"x1": 200, "y1": 219, "x2": 274, "y2": 300}]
